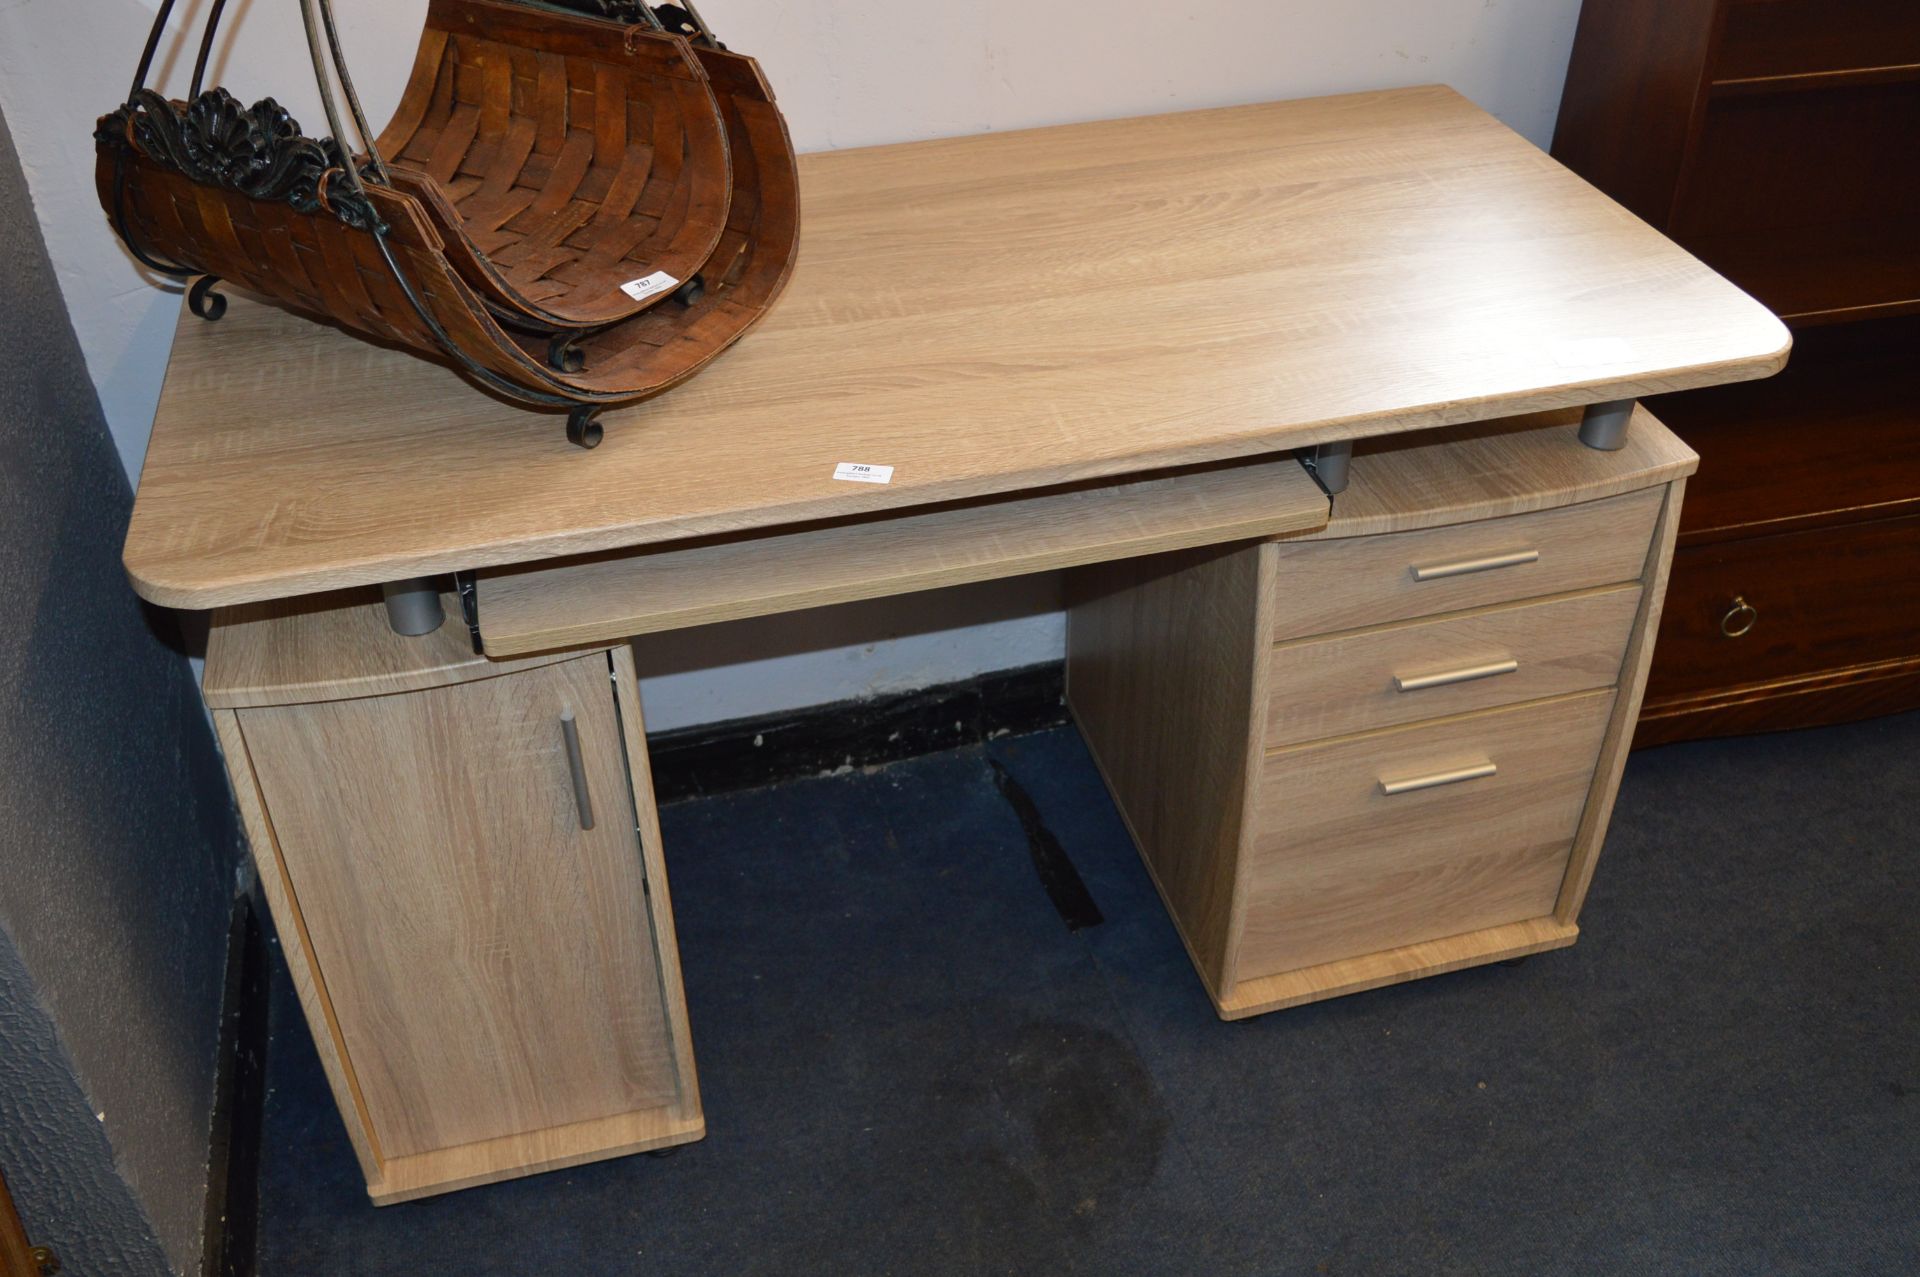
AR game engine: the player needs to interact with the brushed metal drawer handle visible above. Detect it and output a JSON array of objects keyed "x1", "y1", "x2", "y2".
[
  {"x1": 1721, "y1": 596, "x2": 1758, "y2": 639},
  {"x1": 1379, "y1": 760, "x2": 1498, "y2": 796},
  {"x1": 1410, "y1": 550, "x2": 1540, "y2": 582},
  {"x1": 560, "y1": 710, "x2": 596, "y2": 831},
  {"x1": 1394, "y1": 658, "x2": 1520, "y2": 693}
]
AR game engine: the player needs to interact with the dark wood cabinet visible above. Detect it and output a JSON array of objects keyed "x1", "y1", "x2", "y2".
[{"x1": 1553, "y1": 0, "x2": 1920, "y2": 746}]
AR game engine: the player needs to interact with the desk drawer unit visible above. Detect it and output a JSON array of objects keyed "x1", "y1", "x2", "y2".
[{"x1": 1067, "y1": 409, "x2": 1697, "y2": 1019}]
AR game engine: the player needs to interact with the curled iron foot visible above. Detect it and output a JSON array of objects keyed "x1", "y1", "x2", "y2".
[
  {"x1": 547, "y1": 333, "x2": 585, "y2": 373},
  {"x1": 673, "y1": 273, "x2": 707, "y2": 308},
  {"x1": 188, "y1": 275, "x2": 227, "y2": 321},
  {"x1": 566, "y1": 406, "x2": 604, "y2": 450}
]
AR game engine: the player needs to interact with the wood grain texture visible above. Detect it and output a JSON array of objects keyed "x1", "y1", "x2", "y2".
[
  {"x1": 213, "y1": 709, "x2": 387, "y2": 1185},
  {"x1": 1635, "y1": 505, "x2": 1920, "y2": 747},
  {"x1": 1550, "y1": 0, "x2": 1723, "y2": 228},
  {"x1": 354, "y1": 649, "x2": 708, "y2": 1205},
  {"x1": 1068, "y1": 425, "x2": 1685, "y2": 1015},
  {"x1": 204, "y1": 586, "x2": 588, "y2": 709},
  {"x1": 1290, "y1": 406, "x2": 1698, "y2": 541},
  {"x1": 1217, "y1": 917, "x2": 1581, "y2": 1020},
  {"x1": 1264, "y1": 585, "x2": 1642, "y2": 748},
  {"x1": 1065, "y1": 543, "x2": 1272, "y2": 993},
  {"x1": 1654, "y1": 316, "x2": 1920, "y2": 546},
  {"x1": 377, "y1": 0, "x2": 730, "y2": 332},
  {"x1": 1713, "y1": 0, "x2": 1920, "y2": 86},
  {"x1": 1558, "y1": 0, "x2": 1919, "y2": 744},
  {"x1": 1636, "y1": 656, "x2": 1920, "y2": 748},
  {"x1": 1, "y1": 1167, "x2": 43, "y2": 1277},
  {"x1": 1269, "y1": 487, "x2": 1664, "y2": 641},
  {"x1": 1676, "y1": 87, "x2": 1920, "y2": 326},
  {"x1": 609, "y1": 645, "x2": 703, "y2": 1126},
  {"x1": 1645, "y1": 508, "x2": 1920, "y2": 703},
  {"x1": 236, "y1": 655, "x2": 680, "y2": 1162},
  {"x1": 1556, "y1": 481, "x2": 1683, "y2": 921},
  {"x1": 125, "y1": 86, "x2": 1787, "y2": 609},
  {"x1": 370, "y1": 1104, "x2": 703, "y2": 1206},
  {"x1": 1242, "y1": 691, "x2": 1613, "y2": 979},
  {"x1": 477, "y1": 457, "x2": 1329, "y2": 656},
  {"x1": 1243, "y1": 840, "x2": 1575, "y2": 987}
]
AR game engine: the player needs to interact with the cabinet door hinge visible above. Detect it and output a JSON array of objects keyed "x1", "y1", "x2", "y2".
[{"x1": 455, "y1": 571, "x2": 483, "y2": 654}]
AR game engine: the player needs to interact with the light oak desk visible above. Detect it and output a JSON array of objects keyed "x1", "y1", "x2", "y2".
[{"x1": 123, "y1": 87, "x2": 1789, "y2": 1203}]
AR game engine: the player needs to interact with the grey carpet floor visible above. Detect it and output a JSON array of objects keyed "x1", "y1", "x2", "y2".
[{"x1": 255, "y1": 710, "x2": 1920, "y2": 1275}]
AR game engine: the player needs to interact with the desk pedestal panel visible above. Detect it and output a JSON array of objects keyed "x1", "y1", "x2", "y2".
[
  {"x1": 1068, "y1": 411, "x2": 1695, "y2": 1018},
  {"x1": 207, "y1": 607, "x2": 701, "y2": 1204}
]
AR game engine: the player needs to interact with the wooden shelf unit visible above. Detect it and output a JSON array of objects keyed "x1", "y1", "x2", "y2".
[
  {"x1": 1674, "y1": 82, "x2": 1920, "y2": 326},
  {"x1": 1711, "y1": 0, "x2": 1920, "y2": 88},
  {"x1": 1711, "y1": 64, "x2": 1920, "y2": 98},
  {"x1": 1684, "y1": 220, "x2": 1920, "y2": 328},
  {"x1": 1554, "y1": 0, "x2": 1920, "y2": 745},
  {"x1": 1654, "y1": 317, "x2": 1920, "y2": 547}
]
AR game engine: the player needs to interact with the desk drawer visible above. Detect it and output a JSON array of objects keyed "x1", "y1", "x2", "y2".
[
  {"x1": 1239, "y1": 691, "x2": 1611, "y2": 979},
  {"x1": 1269, "y1": 488, "x2": 1662, "y2": 640},
  {"x1": 1264, "y1": 586, "x2": 1641, "y2": 748}
]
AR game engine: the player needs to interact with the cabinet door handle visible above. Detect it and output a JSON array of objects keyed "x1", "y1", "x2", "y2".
[
  {"x1": 1410, "y1": 549, "x2": 1540, "y2": 582},
  {"x1": 560, "y1": 710, "x2": 596, "y2": 831},
  {"x1": 1379, "y1": 759, "x2": 1497, "y2": 796},
  {"x1": 1394, "y1": 658, "x2": 1519, "y2": 693}
]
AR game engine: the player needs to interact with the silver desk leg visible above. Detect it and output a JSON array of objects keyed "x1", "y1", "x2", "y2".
[
  {"x1": 382, "y1": 578, "x2": 446, "y2": 637},
  {"x1": 1578, "y1": 399, "x2": 1634, "y2": 451},
  {"x1": 1307, "y1": 440, "x2": 1353, "y2": 494}
]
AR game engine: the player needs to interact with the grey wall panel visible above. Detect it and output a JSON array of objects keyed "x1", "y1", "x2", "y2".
[
  {"x1": 0, "y1": 102, "x2": 241, "y2": 1276},
  {"x1": 0, "y1": 933, "x2": 176, "y2": 1276}
]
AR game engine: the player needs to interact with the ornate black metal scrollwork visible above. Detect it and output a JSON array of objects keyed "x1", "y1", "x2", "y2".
[
  {"x1": 514, "y1": 0, "x2": 722, "y2": 46},
  {"x1": 96, "y1": 88, "x2": 381, "y2": 231},
  {"x1": 651, "y1": 4, "x2": 716, "y2": 42},
  {"x1": 498, "y1": 0, "x2": 643, "y2": 23},
  {"x1": 537, "y1": 0, "x2": 652, "y2": 23}
]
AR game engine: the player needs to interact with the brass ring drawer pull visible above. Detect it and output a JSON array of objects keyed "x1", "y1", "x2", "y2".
[
  {"x1": 560, "y1": 709, "x2": 596, "y2": 831},
  {"x1": 1394, "y1": 658, "x2": 1520, "y2": 693},
  {"x1": 1410, "y1": 549, "x2": 1540, "y2": 582},
  {"x1": 1721, "y1": 596, "x2": 1758, "y2": 639},
  {"x1": 1379, "y1": 759, "x2": 1498, "y2": 796}
]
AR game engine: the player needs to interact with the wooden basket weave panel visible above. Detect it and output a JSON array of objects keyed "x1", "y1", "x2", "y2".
[
  {"x1": 378, "y1": 0, "x2": 729, "y2": 331},
  {"x1": 100, "y1": 143, "x2": 597, "y2": 404},
  {"x1": 530, "y1": 47, "x2": 798, "y2": 395},
  {"x1": 99, "y1": 152, "x2": 426, "y2": 354}
]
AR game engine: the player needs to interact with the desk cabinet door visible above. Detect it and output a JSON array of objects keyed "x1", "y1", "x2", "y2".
[{"x1": 239, "y1": 653, "x2": 680, "y2": 1159}]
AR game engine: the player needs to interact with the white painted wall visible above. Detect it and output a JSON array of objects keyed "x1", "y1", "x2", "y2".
[{"x1": 0, "y1": 0, "x2": 1585, "y2": 731}]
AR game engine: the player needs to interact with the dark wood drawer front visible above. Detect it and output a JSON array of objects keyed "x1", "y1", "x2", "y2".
[{"x1": 1647, "y1": 514, "x2": 1920, "y2": 701}]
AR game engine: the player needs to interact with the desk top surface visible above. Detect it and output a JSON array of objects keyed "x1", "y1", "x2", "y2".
[{"x1": 125, "y1": 86, "x2": 1787, "y2": 608}]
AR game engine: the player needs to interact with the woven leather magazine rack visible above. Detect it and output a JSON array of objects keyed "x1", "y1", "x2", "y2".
[{"x1": 94, "y1": 0, "x2": 799, "y2": 447}]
